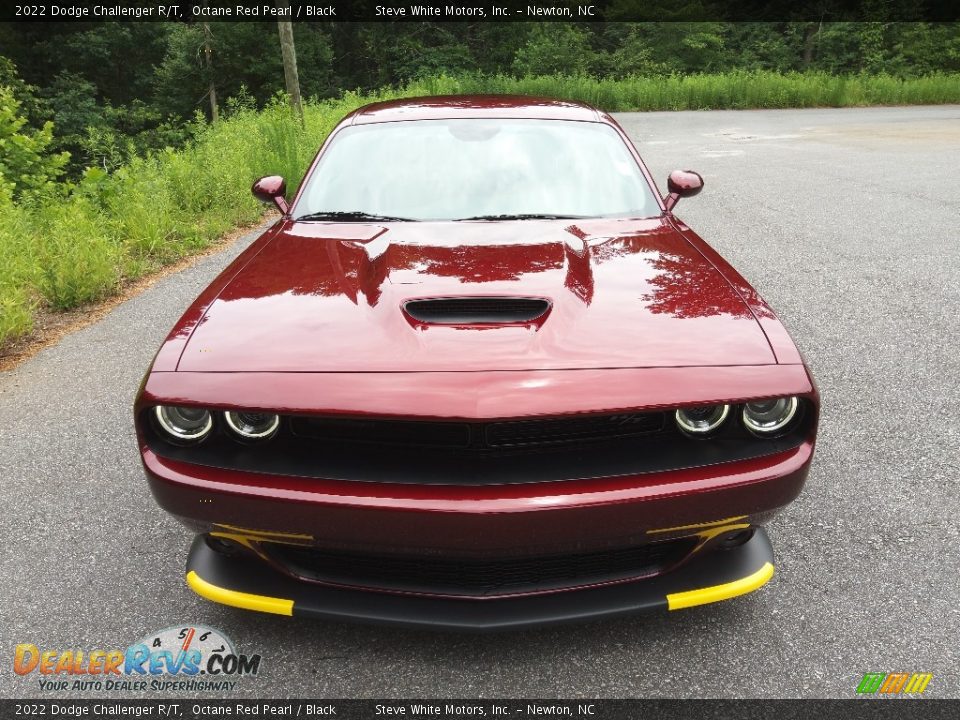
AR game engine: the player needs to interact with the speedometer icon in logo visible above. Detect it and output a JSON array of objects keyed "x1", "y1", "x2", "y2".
[
  {"x1": 138, "y1": 625, "x2": 235, "y2": 668},
  {"x1": 129, "y1": 624, "x2": 262, "y2": 677}
]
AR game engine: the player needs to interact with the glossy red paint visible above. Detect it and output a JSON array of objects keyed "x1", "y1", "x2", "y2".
[
  {"x1": 251, "y1": 175, "x2": 288, "y2": 214},
  {"x1": 349, "y1": 94, "x2": 605, "y2": 124},
  {"x1": 171, "y1": 217, "x2": 778, "y2": 373},
  {"x1": 671, "y1": 216, "x2": 804, "y2": 365},
  {"x1": 664, "y1": 169, "x2": 704, "y2": 212},
  {"x1": 143, "y1": 442, "x2": 812, "y2": 557},
  {"x1": 135, "y1": 95, "x2": 819, "y2": 611},
  {"x1": 137, "y1": 364, "x2": 814, "y2": 420}
]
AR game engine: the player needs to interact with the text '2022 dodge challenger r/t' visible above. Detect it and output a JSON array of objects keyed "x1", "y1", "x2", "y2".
[{"x1": 135, "y1": 96, "x2": 819, "y2": 630}]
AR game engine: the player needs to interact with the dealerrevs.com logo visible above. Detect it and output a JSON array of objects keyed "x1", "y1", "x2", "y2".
[{"x1": 14, "y1": 625, "x2": 262, "y2": 692}]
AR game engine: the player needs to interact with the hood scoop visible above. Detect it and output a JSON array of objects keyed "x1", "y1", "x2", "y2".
[{"x1": 403, "y1": 297, "x2": 551, "y2": 326}]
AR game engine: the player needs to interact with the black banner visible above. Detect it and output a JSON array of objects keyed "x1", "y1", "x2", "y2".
[
  {"x1": 2, "y1": 700, "x2": 960, "y2": 720},
  {"x1": 3, "y1": 0, "x2": 960, "y2": 23}
]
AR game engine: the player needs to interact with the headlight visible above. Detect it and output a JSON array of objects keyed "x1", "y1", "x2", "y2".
[
  {"x1": 742, "y1": 397, "x2": 799, "y2": 436},
  {"x1": 153, "y1": 405, "x2": 213, "y2": 443},
  {"x1": 675, "y1": 404, "x2": 730, "y2": 436},
  {"x1": 224, "y1": 410, "x2": 280, "y2": 441}
]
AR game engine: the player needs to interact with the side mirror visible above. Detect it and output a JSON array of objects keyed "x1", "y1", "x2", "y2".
[
  {"x1": 252, "y1": 175, "x2": 289, "y2": 214},
  {"x1": 664, "y1": 170, "x2": 704, "y2": 212}
]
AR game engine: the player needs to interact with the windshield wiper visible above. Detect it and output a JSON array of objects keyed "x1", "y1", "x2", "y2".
[
  {"x1": 294, "y1": 211, "x2": 414, "y2": 222},
  {"x1": 455, "y1": 213, "x2": 587, "y2": 221}
]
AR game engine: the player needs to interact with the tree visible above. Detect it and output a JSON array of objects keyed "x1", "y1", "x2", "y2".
[
  {"x1": 17, "y1": 23, "x2": 172, "y2": 107},
  {"x1": 599, "y1": 24, "x2": 665, "y2": 75},
  {"x1": 623, "y1": 23, "x2": 728, "y2": 74},
  {"x1": 0, "y1": 86, "x2": 69, "y2": 199},
  {"x1": 0, "y1": 56, "x2": 51, "y2": 127},
  {"x1": 347, "y1": 24, "x2": 476, "y2": 88},
  {"x1": 153, "y1": 23, "x2": 334, "y2": 119},
  {"x1": 43, "y1": 72, "x2": 103, "y2": 154},
  {"x1": 202, "y1": 22, "x2": 218, "y2": 122},
  {"x1": 513, "y1": 24, "x2": 595, "y2": 76},
  {"x1": 276, "y1": 0, "x2": 303, "y2": 123}
]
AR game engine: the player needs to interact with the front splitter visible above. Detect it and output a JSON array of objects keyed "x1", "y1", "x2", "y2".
[{"x1": 184, "y1": 529, "x2": 775, "y2": 631}]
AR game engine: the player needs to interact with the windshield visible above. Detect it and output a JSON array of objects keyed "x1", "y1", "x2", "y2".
[{"x1": 295, "y1": 119, "x2": 659, "y2": 221}]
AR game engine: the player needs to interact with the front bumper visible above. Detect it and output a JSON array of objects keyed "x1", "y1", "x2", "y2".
[
  {"x1": 185, "y1": 528, "x2": 776, "y2": 630},
  {"x1": 144, "y1": 441, "x2": 811, "y2": 557}
]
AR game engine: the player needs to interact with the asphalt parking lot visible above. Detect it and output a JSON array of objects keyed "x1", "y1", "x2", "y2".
[{"x1": 1, "y1": 105, "x2": 958, "y2": 699}]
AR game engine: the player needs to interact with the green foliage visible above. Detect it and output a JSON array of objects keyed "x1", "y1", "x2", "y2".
[
  {"x1": 723, "y1": 24, "x2": 797, "y2": 72},
  {"x1": 884, "y1": 23, "x2": 960, "y2": 76},
  {"x1": 352, "y1": 24, "x2": 476, "y2": 86},
  {"x1": 645, "y1": 22, "x2": 729, "y2": 73},
  {"x1": 154, "y1": 23, "x2": 335, "y2": 119},
  {"x1": 44, "y1": 72, "x2": 102, "y2": 143},
  {"x1": 0, "y1": 284, "x2": 33, "y2": 344},
  {"x1": 32, "y1": 70, "x2": 194, "y2": 180},
  {"x1": 30, "y1": 23, "x2": 172, "y2": 107},
  {"x1": 0, "y1": 86, "x2": 69, "y2": 199},
  {"x1": 414, "y1": 71, "x2": 960, "y2": 110},
  {"x1": 0, "y1": 185, "x2": 34, "y2": 341},
  {"x1": 0, "y1": 56, "x2": 50, "y2": 128},
  {"x1": 513, "y1": 25, "x2": 596, "y2": 76},
  {"x1": 0, "y1": 92, "x2": 342, "y2": 344},
  {"x1": 600, "y1": 25, "x2": 665, "y2": 76},
  {"x1": 34, "y1": 197, "x2": 122, "y2": 310}
]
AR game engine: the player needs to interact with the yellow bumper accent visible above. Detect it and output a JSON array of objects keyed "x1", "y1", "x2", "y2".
[
  {"x1": 647, "y1": 515, "x2": 748, "y2": 535},
  {"x1": 186, "y1": 570, "x2": 294, "y2": 616},
  {"x1": 666, "y1": 562, "x2": 774, "y2": 611},
  {"x1": 214, "y1": 524, "x2": 313, "y2": 541}
]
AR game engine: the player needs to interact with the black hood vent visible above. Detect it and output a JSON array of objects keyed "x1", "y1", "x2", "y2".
[{"x1": 403, "y1": 297, "x2": 550, "y2": 325}]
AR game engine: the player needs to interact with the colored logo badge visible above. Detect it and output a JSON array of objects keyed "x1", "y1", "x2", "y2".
[
  {"x1": 856, "y1": 672, "x2": 933, "y2": 696},
  {"x1": 13, "y1": 625, "x2": 262, "y2": 692}
]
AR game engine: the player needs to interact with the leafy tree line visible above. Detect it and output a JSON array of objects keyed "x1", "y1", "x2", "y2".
[{"x1": 0, "y1": 20, "x2": 959, "y2": 189}]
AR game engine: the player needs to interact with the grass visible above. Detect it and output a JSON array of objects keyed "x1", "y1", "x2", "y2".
[
  {"x1": 1, "y1": 70, "x2": 959, "y2": 348},
  {"x1": 422, "y1": 71, "x2": 960, "y2": 110}
]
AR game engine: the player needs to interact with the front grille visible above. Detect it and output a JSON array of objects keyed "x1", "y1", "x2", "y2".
[
  {"x1": 291, "y1": 411, "x2": 666, "y2": 450},
  {"x1": 292, "y1": 416, "x2": 471, "y2": 448},
  {"x1": 264, "y1": 538, "x2": 697, "y2": 596},
  {"x1": 486, "y1": 412, "x2": 664, "y2": 447},
  {"x1": 146, "y1": 405, "x2": 809, "y2": 486},
  {"x1": 404, "y1": 297, "x2": 549, "y2": 324}
]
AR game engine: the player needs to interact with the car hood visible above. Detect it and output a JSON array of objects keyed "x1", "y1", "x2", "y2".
[{"x1": 177, "y1": 218, "x2": 776, "y2": 372}]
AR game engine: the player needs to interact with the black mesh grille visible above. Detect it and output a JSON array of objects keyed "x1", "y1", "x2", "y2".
[
  {"x1": 404, "y1": 297, "x2": 549, "y2": 324},
  {"x1": 265, "y1": 538, "x2": 697, "y2": 596},
  {"x1": 292, "y1": 417, "x2": 471, "y2": 448},
  {"x1": 486, "y1": 413, "x2": 664, "y2": 447},
  {"x1": 147, "y1": 405, "x2": 809, "y2": 487},
  {"x1": 291, "y1": 412, "x2": 665, "y2": 449}
]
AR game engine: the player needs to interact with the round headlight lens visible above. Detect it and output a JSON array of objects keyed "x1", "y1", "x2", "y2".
[
  {"x1": 154, "y1": 405, "x2": 213, "y2": 442},
  {"x1": 675, "y1": 404, "x2": 730, "y2": 436},
  {"x1": 742, "y1": 397, "x2": 799, "y2": 436},
  {"x1": 224, "y1": 410, "x2": 280, "y2": 441}
]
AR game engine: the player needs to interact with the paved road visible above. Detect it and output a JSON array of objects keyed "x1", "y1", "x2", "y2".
[{"x1": 2, "y1": 106, "x2": 958, "y2": 700}]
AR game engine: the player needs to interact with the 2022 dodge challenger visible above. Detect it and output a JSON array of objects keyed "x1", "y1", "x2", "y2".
[{"x1": 134, "y1": 96, "x2": 819, "y2": 630}]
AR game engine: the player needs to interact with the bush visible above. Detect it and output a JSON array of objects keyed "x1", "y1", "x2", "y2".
[
  {"x1": 34, "y1": 197, "x2": 122, "y2": 310},
  {"x1": 0, "y1": 86, "x2": 69, "y2": 199}
]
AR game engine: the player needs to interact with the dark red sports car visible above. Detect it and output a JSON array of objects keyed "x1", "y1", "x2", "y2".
[{"x1": 135, "y1": 96, "x2": 818, "y2": 629}]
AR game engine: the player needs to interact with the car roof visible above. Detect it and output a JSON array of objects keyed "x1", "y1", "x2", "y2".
[{"x1": 348, "y1": 95, "x2": 604, "y2": 125}]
